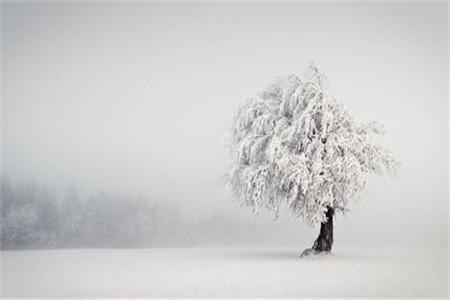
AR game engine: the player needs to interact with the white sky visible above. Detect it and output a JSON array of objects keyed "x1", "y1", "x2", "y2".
[{"x1": 2, "y1": 2, "x2": 448, "y2": 247}]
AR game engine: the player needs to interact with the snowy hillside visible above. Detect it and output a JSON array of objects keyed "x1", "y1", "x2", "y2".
[{"x1": 2, "y1": 245, "x2": 447, "y2": 298}]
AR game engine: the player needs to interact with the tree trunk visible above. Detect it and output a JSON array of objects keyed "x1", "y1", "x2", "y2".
[{"x1": 301, "y1": 206, "x2": 334, "y2": 257}]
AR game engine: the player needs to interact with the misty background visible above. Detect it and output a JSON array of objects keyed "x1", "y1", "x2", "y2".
[{"x1": 1, "y1": 3, "x2": 448, "y2": 250}]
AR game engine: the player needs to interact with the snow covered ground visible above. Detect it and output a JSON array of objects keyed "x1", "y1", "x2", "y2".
[{"x1": 2, "y1": 245, "x2": 447, "y2": 298}]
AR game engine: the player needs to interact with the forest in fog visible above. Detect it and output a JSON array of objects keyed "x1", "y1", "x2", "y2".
[{"x1": 0, "y1": 177, "x2": 249, "y2": 250}]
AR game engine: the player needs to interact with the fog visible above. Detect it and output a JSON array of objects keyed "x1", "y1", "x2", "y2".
[{"x1": 2, "y1": 3, "x2": 448, "y2": 249}]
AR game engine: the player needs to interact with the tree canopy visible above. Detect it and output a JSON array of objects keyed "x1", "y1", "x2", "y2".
[{"x1": 226, "y1": 63, "x2": 399, "y2": 226}]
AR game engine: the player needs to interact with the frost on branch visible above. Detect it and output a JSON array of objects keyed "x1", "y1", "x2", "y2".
[{"x1": 226, "y1": 63, "x2": 399, "y2": 226}]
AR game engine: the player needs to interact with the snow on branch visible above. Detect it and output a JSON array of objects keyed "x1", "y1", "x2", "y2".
[{"x1": 226, "y1": 63, "x2": 400, "y2": 226}]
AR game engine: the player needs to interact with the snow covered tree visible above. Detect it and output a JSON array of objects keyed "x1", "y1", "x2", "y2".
[{"x1": 226, "y1": 63, "x2": 399, "y2": 256}]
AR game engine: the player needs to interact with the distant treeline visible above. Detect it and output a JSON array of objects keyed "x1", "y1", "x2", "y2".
[{"x1": 0, "y1": 178, "x2": 245, "y2": 250}]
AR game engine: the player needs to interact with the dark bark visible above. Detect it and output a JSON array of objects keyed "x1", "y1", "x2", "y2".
[{"x1": 301, "y1": 206, "x2": 334, "y2": 257}]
